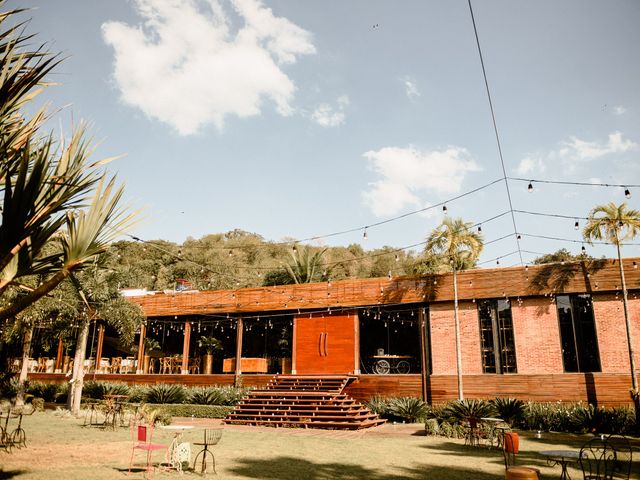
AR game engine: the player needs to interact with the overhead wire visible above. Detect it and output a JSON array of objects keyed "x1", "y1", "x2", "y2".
[{"x1": 467, "y1": 0, "x2": 523, "y2": 265}]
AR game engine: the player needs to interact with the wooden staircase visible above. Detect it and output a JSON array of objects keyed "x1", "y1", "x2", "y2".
[{"x1": 224, "y1": 375, "x2": 385, "y2": 430}]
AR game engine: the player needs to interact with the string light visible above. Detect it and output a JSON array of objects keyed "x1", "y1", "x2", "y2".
[
  {"x1": 527, "y1": 182, "x2": 533, "y2": 193},
  {"x1": 574, "y1": 221, "x2": 579, "y2": 230},
  {"x1": 624, "y1": 188, "x2": 631, "y2": 199},
  {"x1": 477, "y1": 225, "x2": 482, "y2": 233},
  {"x1": 442, "y1": 205, "x2": 448, "y2": 214},
  {"x1": 363, "y1": 228, "x2": 368, "y2": 240}
]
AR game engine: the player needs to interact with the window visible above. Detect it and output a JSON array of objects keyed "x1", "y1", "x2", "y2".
[
  {"x1": 478, "y1": 299, "x2": 517, "y2": 373},
  {"x1": 556, "y1": 294, "x2": 601, "y2": 373}
]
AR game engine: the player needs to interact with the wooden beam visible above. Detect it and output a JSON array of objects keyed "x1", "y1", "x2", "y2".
[
  {"x1": 54, "y1": 337, "x2": 64, "y2": 373},
  {"x1": 94, "y1": 324, "x2": 104, "y2": 374},
  {"x1": 181, "y1": 320, "x2": 191, "y2": 374},
  {"x1": 291, "y1": 316, "x2": 297, "y2": 374},
  {"x1": 136, "y1": 323, "x2": 146, "y2": 374},
  {"x1": 235, "y1": 317, "x2": 243, "y2": 380},
  {"x1": 419, "y1": 307, "x2": 429, "y2": 403}
]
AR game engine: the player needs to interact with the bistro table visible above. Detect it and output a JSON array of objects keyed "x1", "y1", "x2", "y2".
[
  {"x1": 159, "y1": 425, "x2": 194, "y2": 473},
  {"x1": 480, "y1": 417, "x2": 508, "y2": 448},
  {"x1": 539, "y1": 449, "x2": 581, "y2": 480}
]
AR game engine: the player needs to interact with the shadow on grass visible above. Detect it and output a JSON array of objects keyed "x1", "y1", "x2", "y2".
[
  {"x1": 226, "y1": 455, "x2": 503, "y2": 480},
  {"x1": 0, "y1": 470, "x2": 28, "y2": 479}
]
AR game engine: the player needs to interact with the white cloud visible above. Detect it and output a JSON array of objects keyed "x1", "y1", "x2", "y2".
[
  {"x1": 613, "y1": 105, "x2": 627, "y2": 115},
  {"x1": 514, "y1": 132, "x2": 637, "y2": 176},
  {"x1": 401, "y1": 76, "x2": 420, "y2": 100},
  {"x1": 558, "y1": 132, "x2": 636, "y2": 164},
  {"x1": 515, "y1": 156, "x2": 546, "y2": 176},
  {"x1": 311, "y1": 95, "x2": 349, "y2": 127},
  {"x1": 102, "y1": 0, "x2": 315, "y2": 135},
  {"x1": 362, "y1": 146, "x2": 481, "y2": 216}
]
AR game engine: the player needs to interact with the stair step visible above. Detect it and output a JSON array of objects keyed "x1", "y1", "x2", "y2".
[{"x1": 224, "y1": 374, "x2": 383, "y2": 430}]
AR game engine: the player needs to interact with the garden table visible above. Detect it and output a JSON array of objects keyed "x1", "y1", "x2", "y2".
[
  {"x1": 480, "y1": 417, "x2": 507, "y2": 447},
  {"x1": 539, "y1": 449, "x2": 580, "y2": 480},
  {"x1": 103, "y1": 394, "x2": 129, "y2": 429},
  {"x1": 159, "y1": 425, "x2": 194, "y2": 473}
]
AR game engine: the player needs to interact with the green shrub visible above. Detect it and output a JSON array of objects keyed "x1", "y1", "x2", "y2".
[
  {"x1": 145, "y1": 384, "x2": 187, "y2": 404},
  {"x1": 491, "y1": 397, "x2": 525, "y2": 427},
  {"x1": 82, "y1": 381, "x2": 109, "y2": 400},
  {"x1": 26, "y1": 381, "x2": 59, "y2": 402},
  {"x1": 424, "y1": 418, "x2": 440, "y2": 436},
  {"x1": 438, "y1": 421, "x2": 465, "y2": 438},
  {"x1": 128, "y1": 385, "x2": 148, "y2": 403},
  {"x1": 365, "y1": 395, "x2": 393, "y2": 417},
  {"x1": 55, "y1": 382, "x2": 70, "y2": 403},
  {"x1": 389, "y1": 397, "x2": 430, "y2": 423},
  {"x1": 146, "y1": 403, "x2": 234, "y2": 419},
  {"x1": 0, "y1": 376, "x2": 20, "y2": 401},
  {"x1": 441, "y1": 399, "x2": 496, "y2": 424}
]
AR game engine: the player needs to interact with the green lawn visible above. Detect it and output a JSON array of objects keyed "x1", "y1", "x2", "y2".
[{"x1": 0, "y1": 411, "x2": 638, "y2": 479}]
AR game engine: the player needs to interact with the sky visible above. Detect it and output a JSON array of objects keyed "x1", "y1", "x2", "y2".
[{"x1": 18, "y1": 0, "x2": 640, "y2": 267}]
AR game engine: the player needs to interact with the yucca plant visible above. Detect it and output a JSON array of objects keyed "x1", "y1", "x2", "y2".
[
  {"x1": 188, "y1": 386, "x2": 225, "y2": 405},
  {"x1": 145, "y1": 384, "x2": 187, "y2": 404},
  {"x1": 365, "y1": 395, "x2": 393, "y2": 417},
  {"x1": 491, "y1": 397, "x2": 525, "y2": 426},
  {"x1": 389, "y1": 397, "x2": 430, "y2": 423}
]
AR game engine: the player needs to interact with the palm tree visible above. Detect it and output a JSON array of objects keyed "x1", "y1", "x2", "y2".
[
  {"x1": 583, "y1": 202, "x2": 640, "y2": 399},
  {"x1": 284, "y1": 246, "x2": 327, "y2": 284},
  {"x1": 426, "y1": 217, "x2": 483, "y2": 400}
]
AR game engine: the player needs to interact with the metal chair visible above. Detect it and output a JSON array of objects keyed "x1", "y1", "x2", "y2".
[
  {"x1": 192, "y1": 428, "x2": 223, "y2": 475},
  {"x1": 502, "y1": 432, "x2": 540, "y2": 479},
  {"x1": 109, "y1": 357, "x2": 122, "y2": 374},
  {"x1": 189, "y1": 357, "x2": 201, "y2": 374},
  {"x1": 579, "y1": 437, "x2": 616, "y2": 479},
  {"x1": 605, "y1": 435, "x2": 632, "y2": 480},
  {"x1": 129, "y1": 421, "x2": 167, "y2": 479}
]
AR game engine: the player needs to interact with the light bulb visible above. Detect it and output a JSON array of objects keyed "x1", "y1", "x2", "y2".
[
  {"x1": 574, "y1": 221, "x2": 579, "y2": 230},
  {"x1": 496, "y1": 259, "x2": 500, "y2": 265},
  {"x1": 581, "y1": 245, "x2": 586, "y2": 253},
  {"x1": 527, "y1": 182, "x2": 533, "y2": 192},
  {"x1": 477, "y1": 225, "x2": 482, "y2": 233},
  {"x1": 395, "y1": 254, "x2": 399, "y2": 262},
  {"x1": 625, "y1": 188, "x2": 631, "y2": 199},
  {"x1": 363, "y1": 228, "x2": 368, "y2": 240},
  {"x1": 516, "y1": 234, "x2": 521, "y2": 240},
  {"x1": 228, "y1": 250, "x2": 233, "y2": 257},
  {"x1": 442, "y1": 205, "x2": 448, "y2": 214}
]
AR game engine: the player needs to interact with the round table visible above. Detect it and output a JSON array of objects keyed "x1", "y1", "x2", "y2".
[
  {"x1": 539, "y1": 449, "x2": 580, "y2": 480},
  {"x1": 159, "y1": 425, "x2": 195, "y2": 473}
]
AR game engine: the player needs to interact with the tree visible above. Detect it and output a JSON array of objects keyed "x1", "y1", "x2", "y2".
[
  {"x1": 0, "y1": 6, "x2": 138, "y2": 402},
  {"x1": 284, "y1": 246, "x2": 327, "y2": 284},
  {"x1": 583, "y1": 202, "x2": 640, "y2": 415},
  {"x1": 425, "y1": 217, "x2": 483, "y2": 400},
  {"x1": 532, "y1": 248, "x2": 588, "y2": 265}
]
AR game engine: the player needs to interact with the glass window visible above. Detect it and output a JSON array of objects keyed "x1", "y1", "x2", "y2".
[
  {"x1": 478, "y1": 299, "x2": 517, "y2": 374},
  {"x1": 556, "y1": 294, "x2": 601, "y2": 373}
]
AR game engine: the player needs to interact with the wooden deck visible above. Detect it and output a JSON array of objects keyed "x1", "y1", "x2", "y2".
[{"x1": 27, "y1": 372, "x2": 636, "y2": 406}]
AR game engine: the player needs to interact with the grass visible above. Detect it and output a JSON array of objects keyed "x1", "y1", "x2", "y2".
[{"x1": 0, "y1": 410, "x2": 639, "y2": 479}]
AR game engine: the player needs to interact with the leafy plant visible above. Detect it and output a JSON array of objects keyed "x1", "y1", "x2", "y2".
[
  {"x1": 187, "y1": 386, "x2": 247, "y2": 406},
  {"x1": 389, "y1": 397, "x2": 430, "y2": 423},
  {"x1": 441, "y1": 399, "x2": 496, "y2": 424},
  {"x1": 366, "y1": 395, "x2": 393, "y2": 417},
  {"x1": 145, "y1": 384, "x2": 187, "y2": 404},
  {"x1": 26, "y1": 381, "x2": 60, "y2": 402},
  {"x1": 197, "y1": 336, "x2": 222, "y2": 355},
  {"x1": 491, "y1": 397, "x2": 525, "y2": 426}
]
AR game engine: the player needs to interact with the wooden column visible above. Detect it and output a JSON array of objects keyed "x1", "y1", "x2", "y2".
[
  {"x1": 136, "y1": 323, "x2": 146, "y2": 374},
  {"x1": 291, "y1": 316, "x2": 297, "y2": 374},
  {"x1": 419, "y1": 308, "x2": 430, "y2": 403},
  {"x1": 353, "y1": 312, "x2": 360, "y2": 374},
  {"x1": 234, "y1": 317, "x2": 243, "y2": 380},
  {"x1": 181, "y1": 320, "x2": 191, "y2": 374},
  {"x1": 54, "y1": 337, "x2": 64, "y2": 373},
  {"x1": 94, "y1": 323, "x2": 105, "y2": 373}
]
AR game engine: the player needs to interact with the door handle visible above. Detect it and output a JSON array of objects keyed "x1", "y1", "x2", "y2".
[
  {"x1": 324, "y1": 332, "x2": 328, "y2": 356},
  {"x1": 319, "y1": 332, "x2": 325, "y2": 356}
]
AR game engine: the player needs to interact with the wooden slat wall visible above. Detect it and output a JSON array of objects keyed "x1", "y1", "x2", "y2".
[
  {"x1": 130, "y1": 258, "x2": 640, "y2": 317},
  {"x1": 29, "y1": 372, "x2": 634, "y2": 406}
]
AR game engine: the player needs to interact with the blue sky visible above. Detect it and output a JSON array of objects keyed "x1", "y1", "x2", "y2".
[{"x1": 21, "y1": 0, "x2": 640, "y2": 266}]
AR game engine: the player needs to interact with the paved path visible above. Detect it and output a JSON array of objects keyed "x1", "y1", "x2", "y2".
[{"x1": 172, "y1": 417, "x2": 424, "y2": 439}]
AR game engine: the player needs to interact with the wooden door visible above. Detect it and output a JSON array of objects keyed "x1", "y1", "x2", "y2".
[{"x1": 294, "y1": 311, "x2": 357, "y2": 374}]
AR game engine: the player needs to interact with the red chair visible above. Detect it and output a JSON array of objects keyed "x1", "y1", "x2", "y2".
[{"x1": 129, "y1": 422, "x2": 167, "y2": 479}]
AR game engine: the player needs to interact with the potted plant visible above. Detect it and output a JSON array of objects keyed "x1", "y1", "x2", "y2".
[{"x1": 198, "y1": 336, "x2": 222, "y2": 374}]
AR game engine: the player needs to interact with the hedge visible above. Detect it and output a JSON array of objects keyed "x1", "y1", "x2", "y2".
[{"x1": 145, "y1": 403, "x2": 234, "y2": 419}]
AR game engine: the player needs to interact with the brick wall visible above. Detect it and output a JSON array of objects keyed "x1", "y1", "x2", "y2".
[
  {"x1": 429, "y1": 300, "x2": 482, "y2": 375},
  {"x1": 512, "y1": 297, "x2": 564, "y2": 374},
  {"x1": 593, "y1": 293, "x2": 640, "y2": 374}
]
